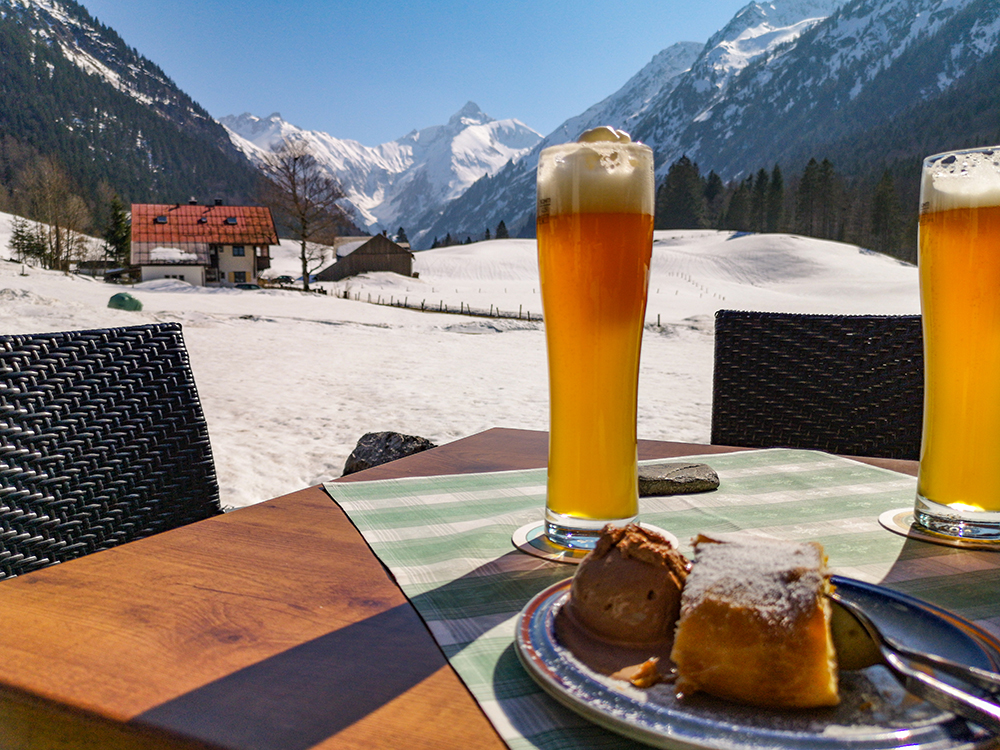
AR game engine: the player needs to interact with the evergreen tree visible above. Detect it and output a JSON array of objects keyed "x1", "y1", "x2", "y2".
[
  {"x1": 443, "y1": 232, "x2": 453, "y2": 246},
  {"x1": 430, "y1": 236, "x2": 440, "y2": 248},
  {"x1": 655, "y1": 155, "x2": 704, "y2": 229},
  {"x1": 395, "y1": 226, "x2": 408, "y2": 243},
  {"x1": 750, "y1": 168, "x2": 769, "y2": 233},
  {"x1": 495, "y1": 220, "x2": 509, "y2": 239},
  {"x1": 796, "y1": 158, "x2": 821, "y2": 236},
  {"x1": 817, "y1": 159, "x2": 839, "y2": 239},
  {"x1": 871, "y1": 170, "x2": 902, "y2": 254},
  {"x1": 723, "y1": 177, "x2": 752, "y2": 232},
  {"x1": 703, "y1": 170, "x2": 726, "y2": 228},
  {"x1": 8, "y1": 215, "x2": 45, "y2": 263},
  {"x1": 484, "y1": 227, "x2": 491, "y2": 241},
  {"x1": 766, "y1": 164, "x2": 784, "y2": 233},
  {"x1": 102, "y1": 194, "x2": 131, "y2": 266}
]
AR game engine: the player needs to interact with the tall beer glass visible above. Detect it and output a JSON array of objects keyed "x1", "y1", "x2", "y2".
[
  {"x1": 916, "y1": 145, "x2": 1000, "y2": 541},
  {"x1": 536, "y1": 127, "x2": 654, "y2": 550}
]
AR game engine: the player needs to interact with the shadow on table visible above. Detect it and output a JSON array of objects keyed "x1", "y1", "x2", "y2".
[
  {"x1": 135, "y1": 531, "x2": 1000, "y2": 750},
  {"x1": 134, "y1": 603, "x2": 440, "y2": 750},
  {"x1": 876, "y1": 535, "x2": 1000, "y2": 630},
  {"x1": 134, "y1": 550, "x2": 568, "y2": 750}
]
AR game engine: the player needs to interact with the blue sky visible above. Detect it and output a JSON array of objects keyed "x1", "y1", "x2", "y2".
[{"x1": 81, "y1": 0, "x2": 751, "y2": 145}]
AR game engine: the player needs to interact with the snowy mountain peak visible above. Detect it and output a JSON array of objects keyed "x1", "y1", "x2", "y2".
[
  {"x1": 692, "y1": 0, "x2": 847, "y2": 91},
  {"x1": 222, "y1": 112, "x2": 299, "y2": 148},
  {"x1": 448, "y1": 101, "x2": 492, "y2": 128},
  {"x1": 708, "y1": 0, "x2": 846, "y2": 48}
]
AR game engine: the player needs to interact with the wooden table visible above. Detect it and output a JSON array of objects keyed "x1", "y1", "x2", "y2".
[{"x1": 0, "y1": 428, "x2": 918, "y2": 750}]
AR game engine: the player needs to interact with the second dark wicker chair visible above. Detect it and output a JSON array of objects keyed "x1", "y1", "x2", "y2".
[
  {"x1": 711, "y1": 310, "x2": 924, "y2": 460},
  {"x1": 0, "y1": 322, "x2": 222, "y2": 580}
]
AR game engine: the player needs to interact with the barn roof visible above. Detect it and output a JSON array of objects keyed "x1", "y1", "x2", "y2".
[
  {"x1": 344, "y1": 234, "x2": 411, "y2": 257},
  {"x1": 131, "y1": 203, "x2": 279, "y2": 247}
]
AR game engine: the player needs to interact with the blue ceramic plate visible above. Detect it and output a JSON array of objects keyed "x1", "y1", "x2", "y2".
[{"x1": 515, "y1": 576, "x2": 1000, "y2": 750}]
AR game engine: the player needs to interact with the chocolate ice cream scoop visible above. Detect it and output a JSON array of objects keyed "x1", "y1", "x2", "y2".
[{"x1": 565, "y1": 524, "x2": 690, "y2": 645}]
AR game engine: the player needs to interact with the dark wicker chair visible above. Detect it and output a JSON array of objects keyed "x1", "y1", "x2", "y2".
[
  {"x1": 0, "y1": 322, "x2": 222, "y2": 579},
  {"x1": 711, "y1": 310, "x2": 924, "y2": 460}
]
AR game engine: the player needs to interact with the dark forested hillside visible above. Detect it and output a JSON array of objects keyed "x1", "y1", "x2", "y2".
[
  {"x1": 799, "y1": 38, "x2": 1000, "y2": 211},
  {"x1": 0, "y1": 0, "x2": 260, "y2": 210}
]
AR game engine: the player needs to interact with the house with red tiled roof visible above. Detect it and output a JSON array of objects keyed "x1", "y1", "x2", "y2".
[{"x1": 131, "y1": 201, "x2": 279, "y2": 286}]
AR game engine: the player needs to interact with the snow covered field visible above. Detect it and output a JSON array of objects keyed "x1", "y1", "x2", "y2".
[{"x1": 0, "y1": 214, "x2": 919, "y2": 509}]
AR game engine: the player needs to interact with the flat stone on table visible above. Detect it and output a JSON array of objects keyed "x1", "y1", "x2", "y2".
[{"x1": 639, "y1": 462, "x2": 719, "y2": 496}]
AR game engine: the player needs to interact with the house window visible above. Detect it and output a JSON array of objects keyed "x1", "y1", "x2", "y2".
[
  {"x1": 233, "y1": 271, "x2": 246, "y2": 283},
  {"x1": 232, "y1": 245, "x2": 245, "y2": 256},
  {"x1": 165, "y1": 274, "x2": 185, "y2": 281},
  {"x1": 225, "y1": 217, "x2": 238, "y2": 225}
]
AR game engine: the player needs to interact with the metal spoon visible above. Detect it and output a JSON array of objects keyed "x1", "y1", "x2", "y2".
[{"x1": 829, "y1": 590, "x2": 1000, "y2": 732}]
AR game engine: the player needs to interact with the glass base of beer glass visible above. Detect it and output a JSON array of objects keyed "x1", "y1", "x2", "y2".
[
  {"x1": 543, "y1": 509, "x2": 638, "y2": 551},
  {"x1": 914, "y1": 494, "x2": 1000, "y2": 541}
]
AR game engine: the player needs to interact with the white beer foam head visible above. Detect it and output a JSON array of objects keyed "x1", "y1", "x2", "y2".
[
  {"x1": 537, "y1": 128, "x2": 654, "y2": 216},
  {"x1": 922, "y1": 146, "x2": 1000, "y2": 212}
]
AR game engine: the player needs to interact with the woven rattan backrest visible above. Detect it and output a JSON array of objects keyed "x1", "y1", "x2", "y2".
[
  {"x1": 0, "y1": 323, "x2": 221, "y2": 579},
  {"x1": 711, "y1": 310, "x2": 924, "y2": 460}
]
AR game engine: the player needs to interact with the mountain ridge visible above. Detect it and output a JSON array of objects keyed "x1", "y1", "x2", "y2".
[
  {"x1": 221, "y1": 103, "x2": 542, "y2": 237},
  {"x1": 416, "y1": 0, "x2": 846, "y2": 248},
  {"x1": 642, "y1": 0, "x2": 1000, "y2": 176},
  {"x1": 423, "y1": 0, "x2": 1000, "y2": 250}
]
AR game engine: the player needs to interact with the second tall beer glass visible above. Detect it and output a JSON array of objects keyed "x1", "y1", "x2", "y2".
[
  {"x1": 536, "y1": 127, "x2": 654, "y2": 550},
  {"x1": 916, "y1": 145, "x2": 1000, "y2": 541}
]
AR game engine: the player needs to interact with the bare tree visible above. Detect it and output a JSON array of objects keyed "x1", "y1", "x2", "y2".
[
  {"x1": 260, "y1": 138, "x2": 346, "y2": 291},
  {"x1": 17, "y1": 156, "x2": 91, "y2": 271}
]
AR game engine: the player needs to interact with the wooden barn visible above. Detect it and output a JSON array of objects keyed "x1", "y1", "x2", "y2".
[{"x1": 316, "y1": 234, "x2": 413, "y2": 281}]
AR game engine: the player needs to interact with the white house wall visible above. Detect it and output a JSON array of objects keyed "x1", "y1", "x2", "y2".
[{"x1": 140, "y1": 264, "x2": 206, "y2": 286}]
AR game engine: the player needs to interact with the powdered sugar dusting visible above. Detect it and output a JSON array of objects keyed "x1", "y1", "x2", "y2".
[{"x1": 681, "y1": 534, "x2": 826, "y2": 628}]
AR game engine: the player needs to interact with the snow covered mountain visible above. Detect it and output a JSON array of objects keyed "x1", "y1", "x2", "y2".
[
  {"x1": 428, "y1": 0, "x2": 1000, "y2": 246},
  {"x1": 8, "y1": 0, "x2": 997, "y2": 252},
  {"x1": 636, "y1": 0, "x2": 1000, "y2": 175},
  {"x1": 419, "y1": 0, "x2": 844, "y2": 247},
  {"x1": 221, "y1": 103, "x2": 542, "y2": 237},
  {"x1": 415, "y1": 41, "x2": 702, "y2": 248}
]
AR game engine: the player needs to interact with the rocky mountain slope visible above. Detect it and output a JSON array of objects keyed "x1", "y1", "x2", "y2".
[
  {"x1": 640, "y1": 0, "x2": 1000, "y2": 176},
  {"x1": 0, "y1": 0, "x2": 259, "y2": 204}
]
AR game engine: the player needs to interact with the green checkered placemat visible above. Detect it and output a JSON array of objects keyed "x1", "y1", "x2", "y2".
[{"x1": 323, "y1": 448, "x2": 1000, "y2": 750}]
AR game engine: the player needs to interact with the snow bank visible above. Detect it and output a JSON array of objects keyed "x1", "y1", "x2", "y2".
[{"x1": 0, "y1": 216, "x2": 918, "y2": 509}]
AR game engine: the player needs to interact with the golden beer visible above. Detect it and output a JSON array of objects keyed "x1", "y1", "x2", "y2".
[
  {"x1": 536, "y1": 128, "x2": 654, "y2": 548},
  {"x1": 916, "y1": 146, "x2": 1000, "y2": 539}
]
